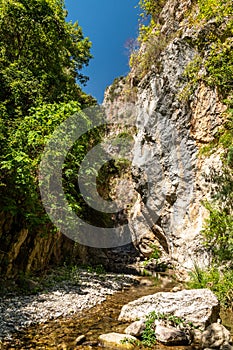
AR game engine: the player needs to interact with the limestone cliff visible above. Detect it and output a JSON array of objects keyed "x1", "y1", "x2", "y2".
[{"x1": 103, "y1": 0, "x2": 229, "y2": 269}]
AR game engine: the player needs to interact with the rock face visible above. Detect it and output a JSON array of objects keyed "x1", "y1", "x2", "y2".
[
  {"x1": 118, "y1": 289, "x2": 220, "y2": 329},
  {"x1": 103, "y1": 0, "x2": 227, "y2": 269},
  {"x1": 0, "y1": 212, "x2": 75, "y2": 277}
]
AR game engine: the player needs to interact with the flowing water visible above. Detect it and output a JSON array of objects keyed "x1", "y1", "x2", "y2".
[{"x1": 2, "y1": 274, "x2": 233, "y2": 350}]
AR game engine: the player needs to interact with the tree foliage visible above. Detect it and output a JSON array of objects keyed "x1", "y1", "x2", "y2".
[
  {"x1": 0, "y1": 0, "x2": 93, "y2": 119},
  {"x1": 139, "y1": 0, "x2": 165, "y2": 20},
  {"x1": 1, "y1": 102, "x2": 85, "y2": 227},
  {"x1": 0, "y1": 0, "x2": 97, "y2": 246}
]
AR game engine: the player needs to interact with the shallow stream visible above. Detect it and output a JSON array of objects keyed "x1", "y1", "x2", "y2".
[{"x1": 2, "y1": 274, "x2": 232, "y2": 350}]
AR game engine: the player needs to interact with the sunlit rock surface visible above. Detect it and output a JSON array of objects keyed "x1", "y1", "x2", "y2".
[
  {"x1": 99, "y1": 333, "x2": 137, "y2": 349},
  {"x1": 103, "y1": 0, "x2": 227, "y2": 270},
  {"x1": 118, "y1": 289, "x2": 220, "y2": 329}
]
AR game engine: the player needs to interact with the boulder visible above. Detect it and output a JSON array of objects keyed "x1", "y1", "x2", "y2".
[
  {"x1": 220, "y1": 343, "x2": 233, "y2": 350},
  {"x1": 118, "y1": 289, "x2": 220, "y2": 329},
  {"x1": 98, "y1": 333, "x2": 137, "y2": 349},
  {"x1": 155, "y1": 324, "x2": 189, "y2": 345},
  {"x1": 124, "y1": 320, "x2": 146, "y2": 337},
  {"x1": 201, "y1": 323, "x2": 232, "y2": 349}
]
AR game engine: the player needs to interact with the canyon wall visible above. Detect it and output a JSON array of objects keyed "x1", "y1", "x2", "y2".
[
  {"x1": 103, "y1": 0, "x2": 226, "y2": 269},
  {"x1": 1, "y1": 0, "x2": 229, "y2": 276},
  {"x1": 0, "y1": 212, "x2": 75, "y2": 277}
]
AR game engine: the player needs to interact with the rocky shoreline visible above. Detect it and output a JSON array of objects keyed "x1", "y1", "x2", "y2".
[
  {"x1": 99, "y1": 289, "x2": 233, "y2": 350},
  {"x1": 0, "y1": 268, "x2": 138, "y2": 342},
  {"x1": 1, "y1": 268, "x2": 232, "y2": 350}
]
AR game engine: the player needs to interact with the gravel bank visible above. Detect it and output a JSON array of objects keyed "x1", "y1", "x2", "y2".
[{"x1": 0, "y1": 269, "x2": 138, "y2": 341}]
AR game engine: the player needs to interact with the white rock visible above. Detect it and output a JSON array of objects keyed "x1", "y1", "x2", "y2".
[
  {"x1": 118, "y1": 289, "x2": 220, "y2": 329},
  {"x1": 201, "y1": 323, "x2": 232, "y2": 349},
  {"x1": 155, "y1": 324, "x2": 188, "y2": 345},
  {"x1": 98, "y1": 333, "x2": 137, "y2": 349},
  {"x1": 124, "y1": 320, "x2": 146, "y2": 336},
  {"x1": 75, "y1": 335, "x2": 85, "y2": 345}
]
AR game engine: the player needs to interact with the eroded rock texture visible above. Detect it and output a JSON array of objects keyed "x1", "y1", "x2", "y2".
[
  {"x1": 118, "y1": 289, "x2": 220, "y2": 329},
  {"x1": 103, "y1": 0, "x2": 226, "y2": 269}
]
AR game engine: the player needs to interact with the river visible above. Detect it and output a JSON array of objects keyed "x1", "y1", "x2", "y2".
[{"x1": 1, "y1": 274, "x2": 232, "y2": 349}]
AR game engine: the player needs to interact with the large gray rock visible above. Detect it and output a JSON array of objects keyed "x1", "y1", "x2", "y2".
[
  {"x1": 118, "y1": 289, "x2": 220, "y2": 329},
  {"x1": 124, "y1": 320, "x2": 146, "y2": 337},
  {"x1": 201, "y1": 323, "x2": 232, "y2": 349},
  {"x1": 155, "y1": 324, "x2": 188, "y2": 345}
]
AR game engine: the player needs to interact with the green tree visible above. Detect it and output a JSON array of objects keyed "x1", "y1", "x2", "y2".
[
  {"x1": 0, "y1": 0, "x2": 93, "y2": 119},
  {"x1": 0, "y1": 101, "x2": 91, "y2": 223},
  {"x1": 0, "y1": 0, "x2": 98, "y2": 274}
]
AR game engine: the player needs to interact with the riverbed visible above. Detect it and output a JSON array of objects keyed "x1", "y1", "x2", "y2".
[{"x1": 0, "y1": 271, "x2": 232, "y2": 349}]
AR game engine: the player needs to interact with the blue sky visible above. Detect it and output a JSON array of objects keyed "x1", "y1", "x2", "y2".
[{"x1": 65, "y1": 0, "x2": 139, "y2": 103}]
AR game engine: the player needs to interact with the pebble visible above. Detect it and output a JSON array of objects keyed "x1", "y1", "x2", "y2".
[
  {"x1": 0, "y1": 271, "x2": 137, "y2": 341},
  {"x1": 75, "y1": 334, "x2": 86, "y2": 345}
]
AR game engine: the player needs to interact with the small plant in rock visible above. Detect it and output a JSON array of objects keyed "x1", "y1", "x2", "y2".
[
  {"x1": 106, "y1": 76, "x2": 125, "y2": 102},
  {"x1": 149, "y1": 244, "x2": 161, "y2": 260},
  {"x1": 141, "y1": 268, "x2": 152, "y2": 276},
  {"x1": 130, "y1": 33, "x2": 166, "y2": 79},
  {"x1": 83, "y1": 264, "x2": 106, "y2": 275},
  {"x1": 187, "y1": 264, "x2": 233, "y2": 309},
  {"x1": 139, "y1": 0, "x2": 166, "y2": 22},
  {"x1": 69, "y1": 265, "x2": 80, "y2": 284},
  {"x1": 142, "y1": 244, "x2": 162, "y2": 269},
  {"x1": 93, "y1": 264, "x2": 106, "y2": 275},
  {"x1": 141, "y1": 312, "x2": 157, "y2": 347},
  {"x1": 120, "y1": 337, "x2": 140, "y2": 346},
  {"x1": 141, "y1": 311, "x2": 196, "y2": 347}
]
